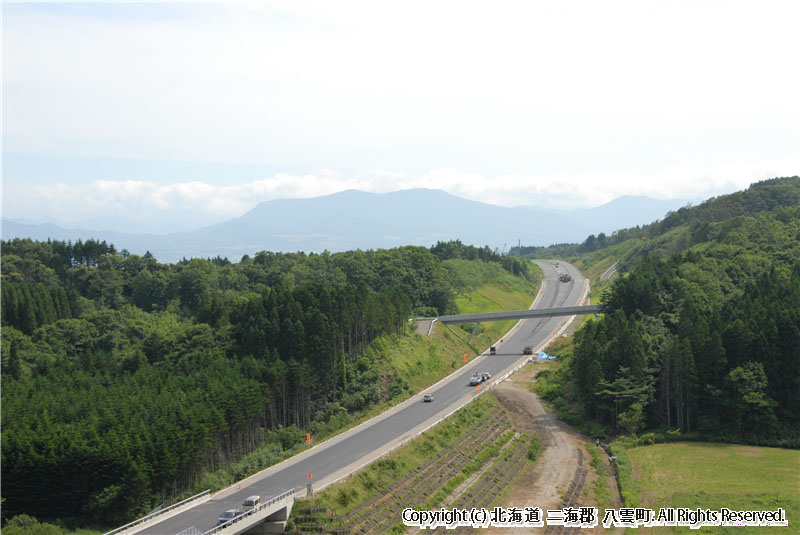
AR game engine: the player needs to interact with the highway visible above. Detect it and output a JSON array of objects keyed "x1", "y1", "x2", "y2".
[{"x1": 139, "y1": 260, "x2": 586, "y2": 534}]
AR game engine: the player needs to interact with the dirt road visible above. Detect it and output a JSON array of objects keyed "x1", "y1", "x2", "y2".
[{"x1": 487, "y1": 365, "x2": 622, "y2": 534}]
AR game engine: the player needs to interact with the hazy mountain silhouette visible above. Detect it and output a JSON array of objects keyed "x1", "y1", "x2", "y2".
[{"x1": 3, "y1": 189, "x2": 688, "y2": 262}]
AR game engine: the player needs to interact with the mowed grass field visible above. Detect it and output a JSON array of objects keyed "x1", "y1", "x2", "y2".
[{"x1": 628, "y1": 442, "x2": 800, "y2": 534}]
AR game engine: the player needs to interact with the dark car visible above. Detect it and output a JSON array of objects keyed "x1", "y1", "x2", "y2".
[{"x1": 218, "y1": 509, "x2": 243, "y2": 525}]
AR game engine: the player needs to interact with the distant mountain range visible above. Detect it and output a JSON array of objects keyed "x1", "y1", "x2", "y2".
[{"x1": 2, "y1": 189, "x2": 688, "y2": 262}]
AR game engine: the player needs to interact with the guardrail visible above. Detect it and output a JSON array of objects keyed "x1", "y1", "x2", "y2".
[
  {"x1": 103, "y1": 490, "x2": 211, "y2": 535},
  {"x1": 600, "y1": 260, "x2": 619, "y2": 281},
  {"x1": 203, "y1": 488, "x2": 297, "y2": 535}
]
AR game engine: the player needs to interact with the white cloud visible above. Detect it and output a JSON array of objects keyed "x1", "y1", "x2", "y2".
[{"x1": 6, "y1": 159, "x2": 796, "y2": 232}]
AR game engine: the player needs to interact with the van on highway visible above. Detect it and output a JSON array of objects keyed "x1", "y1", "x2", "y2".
[
  {"x1": 490, "y1": 346, "x2": 496, "y2": 355},
  {"x1": 243, "y1": 495, "x2": 260, "y2": 511}
]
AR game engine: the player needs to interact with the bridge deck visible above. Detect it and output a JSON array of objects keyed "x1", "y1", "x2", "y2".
[{"x1": 437, "y1": 305, "x2": 604, "y2": 324}]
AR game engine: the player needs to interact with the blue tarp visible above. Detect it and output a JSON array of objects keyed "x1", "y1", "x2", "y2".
[{"x1": 537, "y1": 352, "x2": 554, "y2": 360}]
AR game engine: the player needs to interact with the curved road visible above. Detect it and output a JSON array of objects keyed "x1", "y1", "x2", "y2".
[{"x1": 141, "y1": 260, "x2": 586, "y2": 534}]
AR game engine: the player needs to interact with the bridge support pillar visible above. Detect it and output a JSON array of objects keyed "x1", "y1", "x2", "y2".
[
  {"x1": 245, "y1": 521, "x2": 286, "y2": 535},
  {"x1": 243, "y1": 521, "x2": 286, "y2": 534},
  {"x1": 242, "y1": 504, "x2": 292, "y2": 534}
]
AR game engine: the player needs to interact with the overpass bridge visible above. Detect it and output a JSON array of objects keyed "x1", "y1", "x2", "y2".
[
  {"x1": 201, "y1": 489, "x2": 296, "y2": 535},
  {"x1": 430, "y1": 304, "x2": 605, "y2": 342},
  {"x1": 106, "y1": 488, "x2": 296, "y2": 535}
]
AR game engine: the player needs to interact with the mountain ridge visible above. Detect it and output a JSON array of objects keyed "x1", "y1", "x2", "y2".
[{"x1": 3, "y1": 188, "x2": 689, "y2": 262}]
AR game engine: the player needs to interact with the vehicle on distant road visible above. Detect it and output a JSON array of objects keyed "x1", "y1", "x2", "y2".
[
  {"x1": 490, "y1": 346, "x2": 496, "y2": 355},
  {"x1": 481, "y1": 372, "x2": 491, "y2": 382},
  {"x1": 218, "y1": 509, "x2": 243, "y2": 525},
  {"x1": 559, "y1": 274, "x2": 572, "y2": 282},
  {"x1": 423, "y1": 393, "x2": 434, "y2": 402},
  {"x1": 523, "y1": 346, "x2": 533, "y2": 355},
  {"x1": 469, "y1": 375, "x2": 482, "y2": 386},
  {"x1": 243, "y1": 495, "x2": 260, "y2": 511}
]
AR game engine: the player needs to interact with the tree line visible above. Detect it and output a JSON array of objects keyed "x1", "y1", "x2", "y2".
[{"x1": 566, "y1": 178, "x2": 800, "y2": 445}]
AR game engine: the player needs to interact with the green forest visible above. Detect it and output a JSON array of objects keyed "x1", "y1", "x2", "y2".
[
  {"x1": 519, "y1": 177, "x2": 800, "y2": 446},
  {"x1": 1, "y1": 238, "x2": 532, "y2": 527}
]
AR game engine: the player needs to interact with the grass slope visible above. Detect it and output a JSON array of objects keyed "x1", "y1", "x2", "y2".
[
  {"x1": 627, "y1": 442, "x2": 799, "y2": 534},
  {"x1": 447, "y1": 259, "x2": 543, "y2": 351},
  {"x1": 291, "y1": 396, "x2": 500, "y2": 532},
  {"x1": 388, "y1": 261, "x2": 542, "y2": 393}
]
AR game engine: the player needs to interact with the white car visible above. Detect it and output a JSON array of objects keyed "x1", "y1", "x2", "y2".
[{"x1": 423, "y1": 393, "x2": 434, "y2": 402}]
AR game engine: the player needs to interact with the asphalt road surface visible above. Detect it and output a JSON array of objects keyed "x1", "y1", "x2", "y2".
[{"x1": 141, "y1": 260, "x2": 586, "y2": 534}]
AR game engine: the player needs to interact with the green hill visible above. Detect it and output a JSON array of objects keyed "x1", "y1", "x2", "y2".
[{"x1": 516, "y1": 176, "x2": 800, "y2": 446}]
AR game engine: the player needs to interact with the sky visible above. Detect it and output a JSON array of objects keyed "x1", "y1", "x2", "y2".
[{"x1": 3, "y1": 0, "x2": 799, "y2": 233}]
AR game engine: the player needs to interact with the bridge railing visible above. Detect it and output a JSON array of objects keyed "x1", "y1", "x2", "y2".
[
  {"x1": 203, "y1": 488, "x2": 297, "y2": 535},
  {"x1": 102, "y1": 490, "x2": 211, "y2": 535}
]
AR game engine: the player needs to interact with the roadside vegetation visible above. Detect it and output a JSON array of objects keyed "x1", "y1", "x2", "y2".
[
  {"x1": 1, "y1": 238, "x2": 538, "y2": 530},
  {"x1": 586, "y1": 442, "x2": 613, "y2": 512},
  {"x1": 288, "y1": 394, "x2": 537, "y2": 535},
  {"x1": 530, "y1": 337, "x2": 607, "y2": 440}
]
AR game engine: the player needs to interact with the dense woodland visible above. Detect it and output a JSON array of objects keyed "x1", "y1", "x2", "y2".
[
  {"x1": 512, "y1": 175, "x2": 800, "y2": 270},
  {"x1": 1, "y1": 239, "x2": 532, "y2": 526},
  {"x1": 533, "y1": 177, "x2": 800, "y2": 445}
]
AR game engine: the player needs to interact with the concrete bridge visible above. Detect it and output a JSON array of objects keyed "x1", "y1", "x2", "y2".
[
  {"x1": 105, "y1": 488, "x2": 296, "y2": 535},
  {"x1": 437, "y1": 304, "x2": 605, "y2": 324},
  {"x1": 431, "y1": 304, "x2": 605, "y2": 342},
  {"x1": 202, "y1": 489, "x2": 296, "y2": 535}
]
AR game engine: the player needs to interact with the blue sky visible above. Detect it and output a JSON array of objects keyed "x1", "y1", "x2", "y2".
[{"x1": 3, "y1": 0, "x2": 798, "y2": 232}]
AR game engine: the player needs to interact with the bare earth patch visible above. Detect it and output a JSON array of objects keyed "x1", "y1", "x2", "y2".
[{"x1": 482, "y1": 364, "x2": 623, "y2": 535}]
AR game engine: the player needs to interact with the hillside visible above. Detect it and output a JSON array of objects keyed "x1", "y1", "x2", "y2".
[
  {"x1": 518, "y1": 176, "x2": 800, "y2": 445},
  {"x1": 513, "y1": 176, "x2": 800, "y2": 274},
  {"x1": 0, "y1": 239, "x2": 537, "y2": 528}
]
